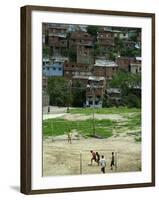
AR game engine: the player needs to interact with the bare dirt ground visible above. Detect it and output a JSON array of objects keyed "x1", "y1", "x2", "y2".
[{"x1": 43, "y1": 135, "x2": 141, "y2": 176}]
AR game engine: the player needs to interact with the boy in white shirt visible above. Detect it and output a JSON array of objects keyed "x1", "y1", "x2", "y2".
[{"x1": 99, "y1": 155, "x2": 106, "y2": 173}]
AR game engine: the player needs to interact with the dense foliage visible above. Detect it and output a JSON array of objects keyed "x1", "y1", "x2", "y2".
[{"x1": 103, "y1": 70, "x2": 141, "y2": 108}]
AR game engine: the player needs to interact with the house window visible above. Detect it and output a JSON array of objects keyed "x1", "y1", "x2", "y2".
[
  {"x1": 58, "y1": 67, "x2": 62, "y2": 71},
  {"x1": 53, "y1": 67, "x2": 56, "y2": 70},
  {"x1": 95, "y1": 101, "x2": 99, "y2": 105}
]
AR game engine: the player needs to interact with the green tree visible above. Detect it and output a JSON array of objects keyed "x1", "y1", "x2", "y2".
[
  {"x1": 43, "y1": 46, "x2": 50, "y2": 58},
  {"x1": 109, "y1": 70, "x2": 141, "y2": 107},
  {"x1": 126, "y1": 93, "x2": 141, "y2": 108},
  {"x1": 68, "y1": 48, "x2": 77, "y2": 62},
  {"x1": 120, "y1": 47, "x2": 141, "y2": 57},
  {"x1": 72, "y1": 81, "x2": 86, "y2": 107},
  {"x1": 47, "y1": 77, "x2": 71, "y2": 106},
  {"x1": 87, "y1": 25, "x2": 99, "y2": 36}
]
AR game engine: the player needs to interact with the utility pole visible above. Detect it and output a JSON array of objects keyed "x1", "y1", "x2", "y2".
[
  {"x1": 67, "y1": 80, "x2": 72, "y2": 113},
  {"x1": 92, "y1": 83, "x2": 96, "y2": 136},
  {"x1": 87, "y1": 80, "x2": 96, "y2": 137}
]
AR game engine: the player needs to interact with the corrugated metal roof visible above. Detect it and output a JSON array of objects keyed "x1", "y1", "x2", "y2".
[
  {"x1": 94, "y1": 59, "x2": 118, "y2": 67},
  {"x1": 73, "y1": 75, "x2": 105, "y2": 81}
]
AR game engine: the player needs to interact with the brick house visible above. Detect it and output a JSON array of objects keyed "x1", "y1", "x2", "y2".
[
  {"x1": 116, "y1": 56, "x2": 141, "y2": 73},
  {"x1": 64, "y1": 61, "x2": 93, "y2": 79},
  {"x1": 94, "y1": 58, "x2": 118, "y2": 79},
  {"x1": 69, "y1": 31, "x2": 94, "y2": 49},
  {"x1": 116, "y1": 57, "x2": 132, "y2": 71},
  {"x1": 97, "y1": 31, "x2": 115, "y2": 47},
  {"x1": 72, "y1": 76, "x2": 106, "y2": 108},
  {"x1": 69, "y1": 31, "x2": 94, "y2": 64},
  {"x1": 48, "y1": 25, "x2": 68, "y2": 56},
  {"x1": 77, "y1": 45, "x2": 94, "y2": 64},
  {"x1": 130, "y1": 57, "x2": 141, "y2": 74},
  {"x1": 86, "y1": 77, "x2": 106, "y2": 108}
]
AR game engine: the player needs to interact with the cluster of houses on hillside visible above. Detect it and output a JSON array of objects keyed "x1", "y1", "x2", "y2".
[{"x1": 42, "y1": 23, "x2": 141, "y2": 108}]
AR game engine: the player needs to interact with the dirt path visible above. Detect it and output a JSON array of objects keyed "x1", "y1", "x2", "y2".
[
  {"x1": 43, "y1": 135, "x2": 141, "y2": 176},
  {"x1": 43, "y1": 112, "x2": 126, "y2": 121}
]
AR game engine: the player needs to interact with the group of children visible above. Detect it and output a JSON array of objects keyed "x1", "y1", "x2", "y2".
[
  {"x1": 67, "y1": 132, "x2": 115, "y2": 174},
  {"x1": 90, "y1": 150, "x2": 115, "y2": 173}
]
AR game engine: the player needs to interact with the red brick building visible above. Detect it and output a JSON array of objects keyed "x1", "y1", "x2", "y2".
[
  {"x1": 86, "y1": 77, "x2": 106, "y2": 108},
  {"x1": 69, "y1": 31, "x2": 94, "y2": 48},
  {"x1": 77, "y1": 45, "x2": 94, "y2": 64},
  {"x1": 116, "y1": 56, "x2": 141, "y2": 73},
  {"x1": 47, "y1": 25, "x2": 68, "y2": 56},
  {"x1": 116, "y1": 57, "x2": 132, "y2": 71},
  {"x1": 97, "y1": 31, "x2": 115, "y2": 47},
  {"x1": 72, "y1": 76, "x2": 106, "y2": 108},
  {"x1": 64, "y1": 61, "x2": 93, "y2": 79},
  {"x1": 94, "y1": 58, "x2": 118, "y2": 79}
]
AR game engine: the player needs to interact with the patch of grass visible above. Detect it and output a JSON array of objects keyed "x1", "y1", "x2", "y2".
[
  {"x1": 70, "y1": 107, "x2": 141, "y2": 115},
  {"x1": 124, "y1": 113, "x2": 141, "y2": 129},
  {"x1": 135, "y1": 136, "x2": 141, "y2": 142},
  {"x1": 43, "y1": 118, "x2": 115, "y2": 138},
  {"x1": 43, "y1": 107, "x2": 141, "y2": 139}
]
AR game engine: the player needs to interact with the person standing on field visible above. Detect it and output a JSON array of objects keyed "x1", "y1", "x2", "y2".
[
  {"x1": 110, "y1": 152, "x2": 115, "y2": 170},
  {"x1": 67, "y1": 130, "x2": 72, "y2": 144},
  {"x1": 99, "y1": 155, "x2": 106, "y2": 173},
  {"x1": 96, "y1": 152, "x2": 100, "y2": 165},
  {"x1": 90, "y1": 150, "x2": 97, "y2": 165}
]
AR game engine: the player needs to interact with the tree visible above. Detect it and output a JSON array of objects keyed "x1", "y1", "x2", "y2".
[
  {"x1": 109, "y1": 70, "x2": 141, "y2": 107},
  {"x1": 68, "y1": 48, "x2": 77, "y2": 62},
  {"x1": 43, "y1": 46, "x2": 50, "y2": 58},
  {"x1": 126, "y1": 93, "x2": 141, "y2": 108},
  {"x1": 47, "y1": 77, "x2": 71, "y2": 106},
  {"x1": 72, "y1": 81, "x2": 86, "y2": 107},
  {"x1": 120, "y1": 47, "x2": 141, "y2": 57},
  {"x1": 87, "y1": 25, "x2": 99, "y2": 36}
]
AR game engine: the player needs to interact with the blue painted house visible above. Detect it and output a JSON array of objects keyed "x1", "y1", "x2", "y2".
[{"x1": 43, "y1": 62, "x2": 63, "y2": 77}]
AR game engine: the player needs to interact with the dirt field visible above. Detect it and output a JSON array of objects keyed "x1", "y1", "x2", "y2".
[
  {"x1": 42, "y1": 106, "x2": 141, "y2": 176},
  {"x1": 43, "y1": 135, "x2": 141, "y2": 176}
]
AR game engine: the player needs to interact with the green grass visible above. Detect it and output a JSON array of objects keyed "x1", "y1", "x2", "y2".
[
  {"x1": 135, "y1": 136, "x2": 142, "y2": 142},
  {"x1": 70, "y1": 107, "x2": 141, "y2": 115},
  {"x1": 124, "y1": 113, "x2": 141, "y2": 129},
  {"x1": 43, "y1": 118, "x2": 115, "y2": 138},
  {"x1": 43, "y1": 107, "x2": 141, "y2": 140}
]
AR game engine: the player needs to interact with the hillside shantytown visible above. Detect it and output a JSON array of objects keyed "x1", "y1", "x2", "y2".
[{"x1": 42, "y1": 23, "x2": 141, "y2": 109}]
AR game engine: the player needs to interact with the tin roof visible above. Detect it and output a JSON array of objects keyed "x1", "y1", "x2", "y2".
[{"x1": 94, "y1": 58, "x2": 118, "y2": 67}]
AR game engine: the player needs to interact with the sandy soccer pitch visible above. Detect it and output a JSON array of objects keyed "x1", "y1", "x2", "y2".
[{"x1": 43, "y1": 135, "x2": 141, "y2": 176}]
